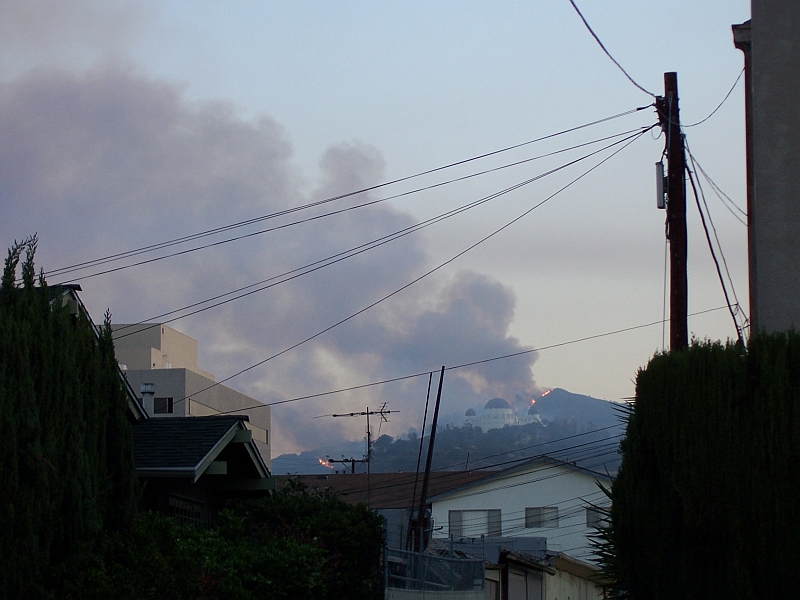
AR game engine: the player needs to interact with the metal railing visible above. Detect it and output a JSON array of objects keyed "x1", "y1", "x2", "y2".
[{"x1": 386, "y1": 548, "x2": 484, "y2": 592}]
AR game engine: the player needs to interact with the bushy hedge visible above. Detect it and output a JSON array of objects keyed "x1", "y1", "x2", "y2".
[
  {"x1": 62, "y1": 485, "x2": 384, "y2": 600},
  {"x1": 602, "y1": 335, "x2": 800, "y2": 599}
]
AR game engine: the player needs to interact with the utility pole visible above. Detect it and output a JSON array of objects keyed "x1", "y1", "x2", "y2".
[
  {"x1": 414, "y1": 366, "x2": 445, "y2": 553},
  {"x1": 656, "y1": 72, "x2": 688, "y2": 351},
  {"x1": 328, "y1": 404, "x2": 397, "y2": 508},
  {"x1": 326, "y1": 455, "x2": 367, "y2": 474}
]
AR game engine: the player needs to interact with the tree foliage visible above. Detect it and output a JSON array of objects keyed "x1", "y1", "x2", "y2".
[
  {"x1": 67, "y1": 482, "x2": 385, "y2": 600},
  {"x1": 0, "y1": 236, "x2": 139, "y2": 598},
  {"x1": 601, "y1": 336, "x2": 800, "y2": 599},
  {"x1": 0, "y1": 239, "x2": 384, "y2": 599}
]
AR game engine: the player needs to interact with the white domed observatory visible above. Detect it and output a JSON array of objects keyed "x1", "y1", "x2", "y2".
[{"x1": 464, "y1": 397, "x2": 516, "y2": 431}]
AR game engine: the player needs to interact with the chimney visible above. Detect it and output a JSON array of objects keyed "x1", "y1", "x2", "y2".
[{"x1": 140, "y1": 382, "x2": 155, "y2": 416}]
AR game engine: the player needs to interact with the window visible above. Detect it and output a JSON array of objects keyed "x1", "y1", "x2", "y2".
[
  {"x1": 154, "y1": 397, "x2": 174, "y2": 414},
  {"x1": 448, "y1": 509, "x2": 501, "y2": 537},
  {"x1": 586, "y1": 507, "x2": 609, "y2": 529},
  {"x1": 525, "y1": 506, "x2": 559, "y2": 528}
]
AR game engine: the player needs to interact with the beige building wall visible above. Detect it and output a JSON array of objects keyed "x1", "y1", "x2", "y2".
[
  {"x1": 122, "y1": 368, "x2": 271, "y2": 469},
  {"x1": 113, "y1": 323, "x2": 270, "y2": 468},
  {"x1": 112, "y1": 323, "x2": 215, "y2": 380}
]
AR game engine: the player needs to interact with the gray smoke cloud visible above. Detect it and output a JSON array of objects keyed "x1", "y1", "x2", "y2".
[
  {"x1": 0, "y1": 62, "x2": 539, "y2": 453},
  {"x1": 0, "y1": 0, "x2": 148, "y2": 76}
]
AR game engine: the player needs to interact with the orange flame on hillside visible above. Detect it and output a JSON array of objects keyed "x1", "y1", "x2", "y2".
[{"x1": 318, "y1": 458, "x2": 333, "y2": 469}]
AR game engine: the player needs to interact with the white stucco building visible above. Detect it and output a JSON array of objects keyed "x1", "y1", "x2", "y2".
[{"x1": 430, "y1": 456, "x2": 611, "y2": 562}]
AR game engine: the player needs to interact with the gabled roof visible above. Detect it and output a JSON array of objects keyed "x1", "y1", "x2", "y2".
[
  {"x1": 429, "y1": 454, "x2": 612, "y2": 503},
  {"x1": 132, "y1": 415, "x2": 269, "y2": 482}
]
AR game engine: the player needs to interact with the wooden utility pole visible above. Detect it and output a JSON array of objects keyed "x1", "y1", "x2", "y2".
[
  {"x1": 415, "y1": 366, "x2": 445, "y2": 552},
  {"x1": 656, "y1": 72, "x2": 688, "y2": 351}
]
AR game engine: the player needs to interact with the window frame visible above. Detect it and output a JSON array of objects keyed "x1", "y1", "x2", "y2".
[
  {"x1": 525, "y1": 506, "x2": 559, "y2": 529},
  {"x1": 448, "y1": 509, "x2": 502, "y2": 537}
]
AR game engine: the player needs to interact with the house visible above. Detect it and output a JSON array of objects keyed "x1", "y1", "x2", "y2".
[
  {"x1": 429, "y1": 456, "x2": 612, "y2": 562},
  {"x1": 112, "y1": 322, "x2": 271, "y2": 468},
  {"x1": 276, "y1": 470, "x2": 495, "y2": 549},
  {"x1": 133, "y1": 415, "x2": 271, "y2": 525},
  {"x1": 491, "y1": 549, "x2": 607, "y2": 600},
  {"x1": 57, "y1": 288, "x2": 273, "y2": 520}
]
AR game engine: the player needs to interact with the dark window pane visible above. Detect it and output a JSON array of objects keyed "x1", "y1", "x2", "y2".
[{"x1": 154, "y1": 397, "x2": 173, "y2": 414}]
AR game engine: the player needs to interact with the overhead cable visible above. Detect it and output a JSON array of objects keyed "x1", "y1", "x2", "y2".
[
  {"x1": 685, "y1": 146, "x2": 747, "y2": 224},
  {"x1": 567, "y1": 0, "x2": 656, "y2": 97},
  {"x1": 686, "y1": 160, "x2": 745, "y2": 344},
  {"x1": 169, "y1": 127, "x2": 653, "y2": 407},
  {"x1": 113, "y1": 128, "x2": 650, "y2": 339},
  {"x1": 70, "y1": 129, "x2": 644, "y2": 286},
  {"x1": 685, "y1": 68, "x2": 745, "y2": 127},
  {"x1": 46, "y1": 106, "x2": 650, "y2": 281}
]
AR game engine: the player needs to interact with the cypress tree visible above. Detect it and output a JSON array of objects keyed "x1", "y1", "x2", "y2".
[
  {"x1": 601, "y1": 336, "x2": 800, "y2": 599},
  {"x1": 0, "y1": 237, "x2": 138, "y2": 598}
]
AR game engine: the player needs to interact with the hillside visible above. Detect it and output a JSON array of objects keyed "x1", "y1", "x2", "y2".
[{"x1": 273, "y1": 388, "x2": 626, "y2": 475}]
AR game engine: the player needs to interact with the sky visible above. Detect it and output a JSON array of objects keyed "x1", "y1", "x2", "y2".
[{"x1": 0, "y1": 0, "x2": 751, "y2": 456}]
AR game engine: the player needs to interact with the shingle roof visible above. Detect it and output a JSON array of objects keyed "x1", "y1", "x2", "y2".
[
  {"x1": 132, "y1": 415, "x2": 245, "y2": 478},
  {"x1": 276, "y1": 470, "x2": 496, "y2": 509},
  {"x1": 429, "y1": 454, "x2": 612, "y2": 502}
]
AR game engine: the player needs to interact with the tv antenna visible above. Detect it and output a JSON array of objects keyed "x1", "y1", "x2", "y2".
[{"x1": 321, "y1": 403, "x2": 398, "y2": 508}]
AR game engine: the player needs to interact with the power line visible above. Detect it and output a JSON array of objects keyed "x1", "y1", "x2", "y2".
[
  {"x1": 567, "y1": 0, "x2": 656, "y2": 97},
  {"x1": 46, "y1": 107, "x2": 650, "y2": 281},
  {"x1": 276, "y1": 424, "x2": 620, "y2": 477},
  {"x1": 685, "y1": 147, "x2": 743, "y2": 311},
  {"x1": 686, "y1": 157, "x2": 745, "y2": 343},
  {"x1": 167, "y1": 128, "x2": 652, "y2": 408},
  {"x1": 685, "y1": 145, "x2": 747, "y2": 223},
  {"x1": 62, "y1": 129, "x2": 646, "y2": 285},
  {"x1": 685, "y1": 68, "x2": 745, "y2": 127},
  {"x1": 211, "y1": 305, "x2": 726, "y2": 417},
  {"x1": 113, "y1": 128, "x2": 650, "y2": 340}
]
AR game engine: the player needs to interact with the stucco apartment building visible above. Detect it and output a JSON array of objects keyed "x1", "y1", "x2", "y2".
[
  {"x1": 113, "y1": 323, "x2": 271, "y2": 468},
  {"x1": 733, "y1": 0, "x2": 800, "y2": 333}
]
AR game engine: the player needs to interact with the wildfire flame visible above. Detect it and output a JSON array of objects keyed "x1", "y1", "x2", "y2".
[
  {"x1": 540, "y1": 389, "x2": 552, "y2": 398},
  {"x1": 318, "y1": 458, "x2": 333, "y2": 469},
  {"x1": 530, "y1": 398, "x2": 536, "y2": 405}
]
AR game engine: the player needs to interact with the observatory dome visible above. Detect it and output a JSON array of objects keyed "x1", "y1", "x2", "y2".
[{"x1": 485, "y1": 397, "x2": 511, "y2": 410}]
